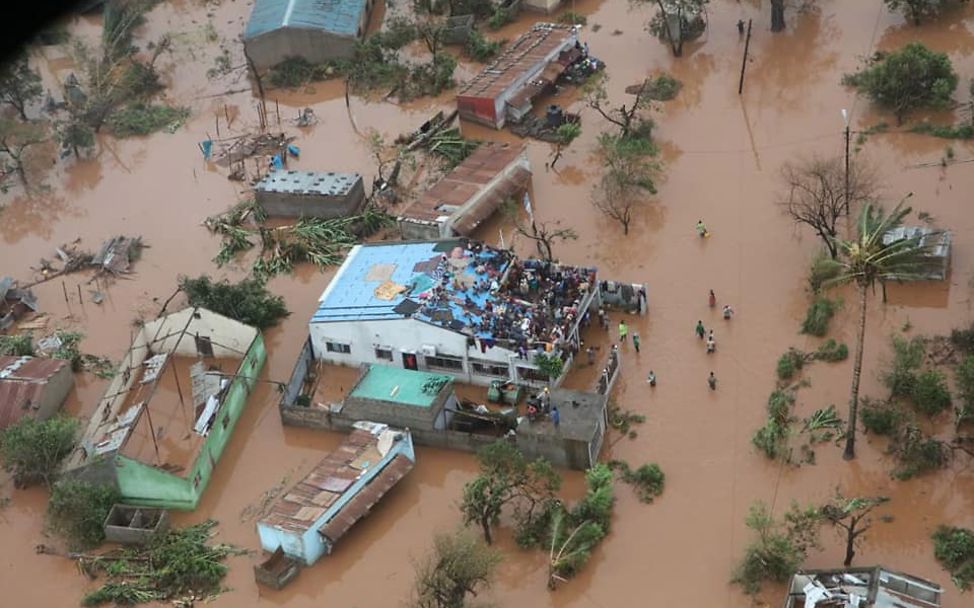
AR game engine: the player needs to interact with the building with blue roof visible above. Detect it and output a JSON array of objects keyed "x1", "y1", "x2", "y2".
[
  {"x1": 243, "y1": 0, "x2": 377, "y2": 69},
  {"x1": 308, "y1": 239, "x2": 601, "y2": 387}
]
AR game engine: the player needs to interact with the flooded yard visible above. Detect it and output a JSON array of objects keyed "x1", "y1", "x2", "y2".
[{"x1": 2, "y1": 0, "x2": 974, "y2": 606}]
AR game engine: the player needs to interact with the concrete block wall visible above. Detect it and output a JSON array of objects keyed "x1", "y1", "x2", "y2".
[{"x1": 256, "y1": 179, "x2": 365, "y2": 219}]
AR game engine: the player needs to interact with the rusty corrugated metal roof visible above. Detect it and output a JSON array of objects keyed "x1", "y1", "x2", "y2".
[
  {"x1": 452, "y1": 166, "x2": 532, "y2": 235},
  {"x1": 401, "y1": 143, "x2": 529, "y2": 223},
  {"x1": 457, "y1": 23, "x2": 575, "y2": 102},
  {"x1": 0, "y1": 356, "x2": 71, "y2": 428},
  {"x1": 319, "y1": 454, "x2": 414, "y2": 543},
  {"x1": 260, "y1": 428, "x2": 412, "y2": 535}
]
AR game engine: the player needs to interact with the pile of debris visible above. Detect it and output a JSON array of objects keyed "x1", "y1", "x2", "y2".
[
  {"x1": 26, "y1": 236, "x2": 144, "y2": 287},
  {"x1": 510, "y1": 105, "x2": 580, "y2": 143},
  {"x1": 0, "y1": 277, "x2": 37, "y2": 331},
  {"x1": 208, "y1": 132, "x2": 293, "y2": 167}
]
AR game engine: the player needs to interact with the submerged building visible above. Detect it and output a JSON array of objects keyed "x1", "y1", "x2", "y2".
[
  {"x1": 397, "y1": 143, "x2": 531, "y2": 240},
  {"x1": 64, "y1": 307, "x2": 266, "y2": 510},
  {"x1": 456, "y1": 23, "x2": 580, "y2": 129},
  {"x1": 257, "y1": 421, "x2": 414, "y2": 565},
  {"x1": 308, "y1": 239, "x2": 599, "y2": 387},
  {"x1": 243, "y1": 0, "x2": 378, "y2": 69},
  {"x1": 255, "y1": 170, "x2": 366, "y2": 219},
  {"x1": 882, "y1": 226, "x2": 951, "y2": 281},
  {"x1": 783, "y1": 566, "x2": 942, "y2": 608},
  {"x1": 0, "y1": 355, "x2": 74, "y2": 429}
]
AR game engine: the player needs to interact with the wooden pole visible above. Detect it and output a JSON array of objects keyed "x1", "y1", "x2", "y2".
[
  {"x1": 61, "y1": 280, "x2": 69, "y2": 304},
  {"x1": 170, "y1": 356, "x2": 189, "y2": 428},
  {"x1": 738, "y1": 19, "x2": 753, "y2": 95},
  {"x1": 215, "y1": 113, "x2": 220, "y2": 137},
  {"x1": 275, "y1": 99, "x2": 280, "y2": 124},
  {"x1": 844, "y1": 123, "x2": 851, "y2": 215},
  {"x1": 224, "y1": 104, "x2": 231, "y2": 127},
  {"x1": 77, "y1": 284, "x2": 83, "y2": 306}
]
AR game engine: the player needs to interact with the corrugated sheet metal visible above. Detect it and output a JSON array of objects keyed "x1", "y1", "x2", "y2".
[
  {"x1": 0, "y1": 356, "x2": 70, "y2": 428},
  {"x1": 457, "y1": 23, "x2": 576, "y2": 103},
  {"x1": 452, "y1": 166, "x2": 532, "y2": 235},
  {"x1": 319, "y1": 454, "x2": 413, "y2": 543},
  {"x1": 245, "y1": 0, "x2": 369, "y2": 39}
]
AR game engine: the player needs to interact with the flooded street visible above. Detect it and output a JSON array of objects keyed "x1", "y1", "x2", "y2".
[{"x1": 2, "y1": 0, "x2": 974, "y2": 606}]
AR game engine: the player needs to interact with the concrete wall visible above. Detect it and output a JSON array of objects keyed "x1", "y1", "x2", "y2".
[
  {"x1": 310, "y1": 318, "x2": 531, "y2": 387},
  {"x1": 397, "y1": 218, "x2": 442, "y2": 241},
  {"x1": 343, "y1": 387, "x2": 448, "y2": 430},
  {"x1": 522, "y1": 0, "x2": 562, "y2": 13},
  {"x1": 35, "y1": 363, "x2": 74, "y2": 421},
  {"x1": 256, "y1": 178, "x2": 366, "y2": 219},
  {"x1": 517, "y1": 433, "x2": 590, "y2": 469}
]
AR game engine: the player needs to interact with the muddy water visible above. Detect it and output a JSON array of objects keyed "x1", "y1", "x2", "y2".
[{"x1": 3, "y1": 0, "x2": 974, "y2": 606}]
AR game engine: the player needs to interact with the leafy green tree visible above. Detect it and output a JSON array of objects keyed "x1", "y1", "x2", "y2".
[
  {"x1": 0, "y1": 416, "x2": 78, "y2": 487},
  {"x1": 46, "y1": 479, "x2": 120, "y2": 550},
  {"x1": 822, "y1": 201, "x2": 938, "y2": 459},
  {"x1": 844, "y1": 42, "x2": 957, "y2": 124},
  {"x1": 821, "y1": 491, "x2": 890, "y2": 566},
  {"x1": 460, "y1": 440, "x2": 561, "y2": 545},
  {"x1": 641, "y1": 0, "x2": 709, "y2": 57},
  {"x1": 547, "y1": 463, "x2": 614, "y2": 589},
  {"x1": 0, "y1": 118, "x2": 47, "y2": 187},
  {"x1": 592, "y1": 133, "x2": 660, "y2": 235},
  {"x1": 0, "y1": 53, "x2": 43, "y2": 120},
  {"x1": 533, "y1": 352, "x2": 565, "y2": 382},
  {"x1": 178, "y1": 275, "x2": 290, "y2": 329},
  {"x1": 885, "y1": 0, "x2": 966, "y2": 26},
  {"x1": 932, "y1": 525, "x2": 974, "y2": 591},
  {"x1": 410, "y1": 530, "x2": 500, "y2": 608},
  {"x1": 733, "y1": 501, "x2": 822, "y2": 594}
]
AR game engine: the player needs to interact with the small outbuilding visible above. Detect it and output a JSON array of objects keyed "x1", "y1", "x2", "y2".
[
  {"x1": 257, "y1": 421, "x2": 415, "y2": 566},
  {"x1": 456, "y1": 23, "x2": 580, "y2": 129},
  {"x1": 0, "y1": 276, "x2": 38, "y2": 331},
  {"x1": 398, "y1": 143, "x2": 531, "y2": 239},
  {"x1": 255, "y1": 170, "x2": 366, "y2": 219},
  {"x1": 244, "y1": 0, "x2": 378, "y2": 70},
  {"x1": 342, "y1": 365, "x2": 458, "y2": 430},
  {"x1": 0, "y1": 355, "x2": 74, "y2": 429}
]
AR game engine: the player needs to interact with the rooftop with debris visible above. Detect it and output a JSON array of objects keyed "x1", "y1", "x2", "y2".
[
  {"x1": 457, "y1": 23, "x2": 578, "y2": 101},
  {"x1": 400, "y1": 143, "x2": 531, "y2": 234},
  {"x1": 255, "y1": 170, "x2": 362, "y2": 197},
  {"x1": 784, "y1": 566, "x2": 943, "y2": 608},
  {"x1": 313, "y1": 240, "x2": 597, "y2": 350},
  {"x1": 259, "y1": 422, "x2": 414, "y2": 541},
  {"x1": 516, "y1": 387, "x2": 607, "y2": 442},
  {"x1": 244, "y1": 0, "x2": 370, "y2": 38}
]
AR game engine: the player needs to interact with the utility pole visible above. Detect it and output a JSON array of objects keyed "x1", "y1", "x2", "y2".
[
  {"x1": 738, "y1": 19, "x2": 753, "y2": 95},
  {"x1": 842, "y1": 108, "x2": 851, "y2": 215}
]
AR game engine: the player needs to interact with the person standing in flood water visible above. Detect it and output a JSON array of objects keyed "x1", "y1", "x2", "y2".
[
  {"x1": 647, "y1": 370, "x2": 656, "y2": 386},
  {"x1": 708, "y1": 372, "x2": 717, "y2": 390},
  {"x1": 618, "y1": 320, "x2": 629, "y2": 344},
  {"x1": 723, "y1": 304, "x2": 734, "y2": 320},
  {"x1": 695, "y1": 320, "x2": 706, "y2": 339},
  {"x1": 632, "y1": 331, "x2": 640, "y2": 353},
  {"x1": 708, "y1": 290, "x2": 716, "y2": 308},
  {"x1": 696, "y1": 220, "x2": 709, "y2": 238}
]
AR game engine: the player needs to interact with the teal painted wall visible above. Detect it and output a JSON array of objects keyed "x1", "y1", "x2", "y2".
[{"x1": 115, "y1": 334, "x2": 267, "y2": 510}]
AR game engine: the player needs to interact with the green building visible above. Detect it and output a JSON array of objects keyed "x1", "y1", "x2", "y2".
[{"x1": 64, "y1": 307, "x2": 266, "y2": 510}]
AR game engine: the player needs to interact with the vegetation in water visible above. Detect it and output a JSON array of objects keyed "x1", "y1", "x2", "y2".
[
  {"x1": 607, "y1": 401, "x2": 646, "y2": 438},
  {"x1": 752, "y1": 389, "x2": 796, "y2": 460},
  {"x1": 106, "y1": 103, "x2": 189, "y2": 137},
  {"x1": 0, "y1": 416, "x2": 78, "y2": 487},
  {"x1": 463, "y1": 30, "x2": 501, "y2": 62},
  {"x1": 47, "y1": 480, "x2": 121, "y2": 551},
  {"x1": 79, "y1": 520, "x2": 241, "y2": 606},
  {"x1": 801, "y1": 295, "x2": 838, "y2": 336},
  {"x1": 409, "y1": 530, "x2": 500, "y2": 608},
  {"x1": 178, "y1": 275, "x2": 290, "y2": 329},
  {"x1": 0, "y1": 332, "x2": 34, "y2": 356},
  {"x1": 608, "y1": 460, "x2": 665, "y2": 503},
  {"x1": 931, "y1": 525, "x2": 974, "y2": 591},
  {"x1": 732, "y1": 501, "x2": 822, "y2": 594}
]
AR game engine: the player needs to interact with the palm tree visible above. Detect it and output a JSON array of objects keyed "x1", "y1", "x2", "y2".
[{"x1": 824, "y1": 201, "x2": 936, "y2": 460}]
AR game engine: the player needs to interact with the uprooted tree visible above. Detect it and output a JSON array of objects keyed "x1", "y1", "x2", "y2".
[
  {"x1": 410, "y1": 530, "x2": 501, "y2": 608},
  {"x1": 0, "y1": 416, "x2": 78, "y2": 488},
  {"x1": 460, "y1": 440, "x2": 561, "y2": 545},
  {"x1": 178, "y1": 274, "x2": 290, "y2": 330},
  {"x1": 503, "y1": 200, "x2": 577, "y2": 262},
  {"x1": 821, "y1": 490, "x2": 890, "y2": 567},
  {"x1": 732, "y1": 500, "x2": 822, "y2": 595},
  {"x1": 843, "y1": 42, "x2": 957, "y2": 125},
  {"x1": 778, "y1": 155, "x2": 879, "y2": 258},
  {"x1": 591, "y1": 133, "x2": 661, "y2": 235}
]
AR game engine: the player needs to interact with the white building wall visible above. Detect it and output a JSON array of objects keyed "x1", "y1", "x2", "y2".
[{"x1": 309, "y1": 318, "x2": 526, "y2": 386}]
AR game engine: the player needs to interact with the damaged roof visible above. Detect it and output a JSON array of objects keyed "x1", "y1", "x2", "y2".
[
  {"x1": 457, "y1": 23, "x2": 577, "y2": 102},
  {"x1": 260, "y1": 425, "x2": 413, "y2": 540},
  {"x1": 400, "y1": 142, "x2": 531, "y2": 231},
  {"x1": 244, "y1": 0, "x2": 369, "y2": 39},
  {"x1": 0, "y1": 356, "x2": 71, "y2": 428},
  {"x1": 784, "y1": 566, "x2": 942, "y2": 608}
]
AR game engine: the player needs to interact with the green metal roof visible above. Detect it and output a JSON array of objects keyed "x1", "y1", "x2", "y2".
[
  {"x1": 244, "y1": 0, "x2": 369, "y2": 39},
  {"x1": 350, "y1": 365, "x2": 452, "y2": 408}
]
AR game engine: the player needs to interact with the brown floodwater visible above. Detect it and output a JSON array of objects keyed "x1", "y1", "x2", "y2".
[{"x1": 3, "y1": 0, "x2": 974, "y2": 606}]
